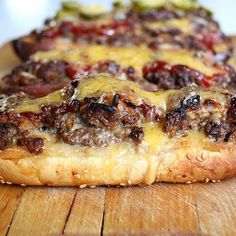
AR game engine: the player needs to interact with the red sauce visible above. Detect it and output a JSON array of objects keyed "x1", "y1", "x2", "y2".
[
  {"x1": 142, "y1": 60, "x2": 226, "y2": 89},
  {"x1": 39, "y1": 20, "x2": 131, "y2": 39},
  {"x1": 197, "y1": 32, "x2": 220, "y2": 51}
]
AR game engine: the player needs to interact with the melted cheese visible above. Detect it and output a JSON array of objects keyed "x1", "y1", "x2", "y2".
[
  {"x1": 155, "y1": 49, "x2": 221, "y2": 75},
  {"x1": 15, "y1": 90, "x2": 62, "y2": 113},
  {"x1": 15, "y1": 74, "x2": 226, "y2": 114},
  {"x1": 11, "y1": 75, "x2": 226, "y2": 184},
  {"x1": 33, "y1": 42, "x2": 222, "y2": 77},
  {"x1": 145, "y1": 18, "x2": 193, "y2": 33},
  {"x1": 76, "y1": 74, "x2": 174, "y2": 105},
  {"x1": 33, "y1": 44, "x2": 153, "y2": 73},
  {"x1": 15, "y1": 74, "x2": 174, "y2": 113}
]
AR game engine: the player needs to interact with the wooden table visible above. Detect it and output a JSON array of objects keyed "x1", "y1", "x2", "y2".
[{"x1": 0, "y1": 43, "x2": 236, "y2": 236}]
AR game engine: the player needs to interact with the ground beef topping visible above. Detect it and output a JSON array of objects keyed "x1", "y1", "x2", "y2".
[
  {"x1": 164, "y1": 86, "x2": 236, "y2": 142},
  {"x1": 204, "y1": 121, "x2": 230, "y2": 142},
  {"x1": 17, "y1": 136, "x2": 44, "y2": 154},
  {"x1": 226, "y1": 97, "x2": 236, "y2": 122},
  {"x1": 142, "y1": 60, "x2": 234, "y2": 90},
  {"x1": 36, "y1": 20, "x2": 143, "y2": 47},
  {"x1": 0, "y1": 116, "x2": 44, "y2": 154},
  {"x1": 2, "y1": 79, "x2": 236, "y2": 154},
  {"x1": 1, "y1": 61, "x2": 69, "y2": 97},
  {"x1": 15, "y1": 93, "x2": 159, "y2": 149},
  {"x1": 0, "y1": 123, "x2": 19, "y2": 150},
  {"x1": 1, "y1": 60, "x2": 126, "y2": 98}
]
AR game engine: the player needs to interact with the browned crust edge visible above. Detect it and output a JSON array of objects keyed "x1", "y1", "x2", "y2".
[
  {"x1": 12, "y1": 36, "x2": 54, "y2": 61},
  {"x1": 0, "y1": 138, "x2": 236, "y2": 187}
]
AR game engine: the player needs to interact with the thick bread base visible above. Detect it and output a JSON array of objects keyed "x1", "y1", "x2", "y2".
[{"x1": 0, "y1": 138, "x2": 236, "y2": 186}]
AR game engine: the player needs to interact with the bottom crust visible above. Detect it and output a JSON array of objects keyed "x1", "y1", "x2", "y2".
[{"x1": 0, "y1": 135, "x2": 236, "y2": 186}]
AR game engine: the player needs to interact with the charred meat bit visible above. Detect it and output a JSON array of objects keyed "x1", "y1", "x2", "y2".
[
  {"x1": 80, "y1": 99, "x2": 118, "y2": 129},
  {"x1": 112, "y1": 94, "x2": 120, "y2": 106},
  {"x1": 142, "y1": 60, "x2": 232, "y2": 90},
  {"x1": 134, "y1": 9, "x2": 180, "y2": 21},
  {"x1": 129, "y1": 126, "x2": 144, "y2": 144},
  {"x1": 122, "y1": 112, "x2": 140, "y2": 126},
  {"x1": 139, "y1": 102, "x2": 159, "y2": 121},
  {"x1": 123, "y1": 99, "x2": 136, "y2": 108},
  {"x1": 164, "y1": 107, "x2": 187, "y2": 137},
  {"x1": 227, "y1": 97, "x2": 236, "y2": 122},
  {"x1": 17, "y1": 137, "x2": 44, "y2": 154},
  {"x1": 204, "y1": 121, "x2": 230, "y2": 141},
  {"x1": 142, "y1": 61, "x2": 201, "y2": 89},
  {"x1": 60, "y1": 128, "x2": 114, "y2": 147},
  {"x1": 40, "y1": 101, "x2": 80, "y2": 129},
  {"x1": 171, "y1": 65, "x2": 203, "y2": 88},
  {"x1": 96, "y1": 61, "x2": 121, "y2": 75},
  {"x1": 71, "y1": 80, "x2": 79, "y2": 88},
  {"x1": 181, "y1": 95, "x2": 200, "y2": 110},
  {"x1": 0, "y1": 112, "x2": 21, "y2": 127},
  {"x1": 125, "y1": 66, "x2": 137, "y2": 81},
  {"x1": 203, "y1": 99, "x2": 218, "y2": 107},
  {"x1": 0, "y1": 123, "x2": 18, "y2": 150},
  {"x1": 36, "y1": 61, "x2": 67, "y2": 81}
]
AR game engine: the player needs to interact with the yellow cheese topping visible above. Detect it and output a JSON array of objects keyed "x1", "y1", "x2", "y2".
[
  {"x1": 33, "y1": 43, "x2": 223, "y2": 77},
  {"x1": 15, "y1": 74, "x2": 174, "y2": 113},
  {"x1": 15, "y1": 74, "x2": 226, "y2": 113},
  {"x1": 145, "y1": 18, "x2": 193, "y2": 33},
  {"x1": 155, "y1": 49, "x2": 222, "y2": 75},
  {"x1": 33, "y1": 44, "x2": 153, "y2": 74},
  {"x1": 12, "y1": 74, "x2": 225, "y2": 185}
]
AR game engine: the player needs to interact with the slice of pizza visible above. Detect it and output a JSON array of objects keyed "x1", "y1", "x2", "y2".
[
  {"x1": 12, "y1": 0, "x2": 232, "y2": 64},
  {"x1": 0, "y1": 73, "x2": 236, "y2": 186},
  {"x1": 1, "y1": 44, "x2": 236, "y2": 98}
]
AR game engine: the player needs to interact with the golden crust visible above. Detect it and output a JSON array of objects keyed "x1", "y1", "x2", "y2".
[
  {"x1": 156, "y1": 138, "x2": 236, "y2": 183},
  {"x1": 0, "y1": 136, "x2": 236, "y2": 186}
]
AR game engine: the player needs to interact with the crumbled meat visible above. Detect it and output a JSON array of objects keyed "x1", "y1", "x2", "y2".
[
  {"x1": 204, "y1": 121, "x2": 230, "y2": 141},
  {"x1": 95, "y1": 61, "x2": 121, "y2": 75},
  {"x1": 139, "y1": 102, "x2": 159, "y2": 121},
  {"x1": 21, "y1": 94, "x2": 147, "y2": 148},
  {"x1": 1, "y1": 60, "x2": 69, "y2": 98},
  {"x1": 181, "y1": 95, "x2": 200, "y2": 110},
  {"x1": 129, "y1": 126, "x2": 144, "y2": 144},
  {"x1": 0, "y1": 123, "x2": 18, "y2": 150},
  {"x1": 112, "y1": 94, "x2": 120, "y2": 106},
  {"x1": 171, "y1": 65, "x2": 203, "y2": 88},
  {"x1": 36, "y1": 61, "x2": 67, "y2": 81},
  {"x1": 60, "y1": 128, "x2": 116, "y2": 147},
  {"x1": 125, "y1": 66, "x2": 137, "y2": 81},
  {"x1": 142, "y1": 60, "x2": 234, "y2": 90},
  {"x1": 164, "y1": 88, "x2": 236, "y2": 141},
  {"x1": 227, "y1": 97, "x2": 236, "y2": 122},
  {"x1": 164, "y1": 92, "x2": 201, "y2": 137},
  {"x1": 143, "y1": 61, "x2": 204, "y2": 90},
  {"x1": 40, "y1": 100, "x2": 80, "y2": 128},
  {"x1": 164, "y1": 107, "x2": 187, "y2": 137},
  {"x1": 80, "y1": 100, "x2": 118, "y2": 129},
  {"x1": 128, "y1": 9, "x2": 180, "y2": 22},
  {"x1": 17, "y1": 136, "x2": 44, "y2": 154}
]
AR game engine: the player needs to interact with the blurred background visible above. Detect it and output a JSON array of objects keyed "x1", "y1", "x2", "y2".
[{"x1": 0, "y1": 0, "x2": 235, "y2": 45}]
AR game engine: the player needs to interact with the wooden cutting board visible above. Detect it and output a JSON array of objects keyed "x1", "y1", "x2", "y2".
[{"x1": 0, "y1": 42, "x2": 236, "y2": 236}]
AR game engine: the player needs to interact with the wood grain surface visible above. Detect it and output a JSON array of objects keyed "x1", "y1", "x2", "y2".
[{"x1": 0, "y1": 42, "x2": 236, "y2": 236}]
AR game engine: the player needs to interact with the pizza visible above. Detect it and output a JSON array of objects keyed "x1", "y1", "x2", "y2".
[
  {"x1": 13, "y1": 0, "x2": 232, "y2": 63},
  {"x1": 0, "y1": 73, "x2": 236, "y2": 186},
  {"x1": 0, "y1": 0, "x2": 236, "y2": 186},
  {"x1": 1, "y1": 45, "x2": 236, "y2": 98},
  {"x1": 4, "y1": 0, "x2": 235, "y2": 98}
]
